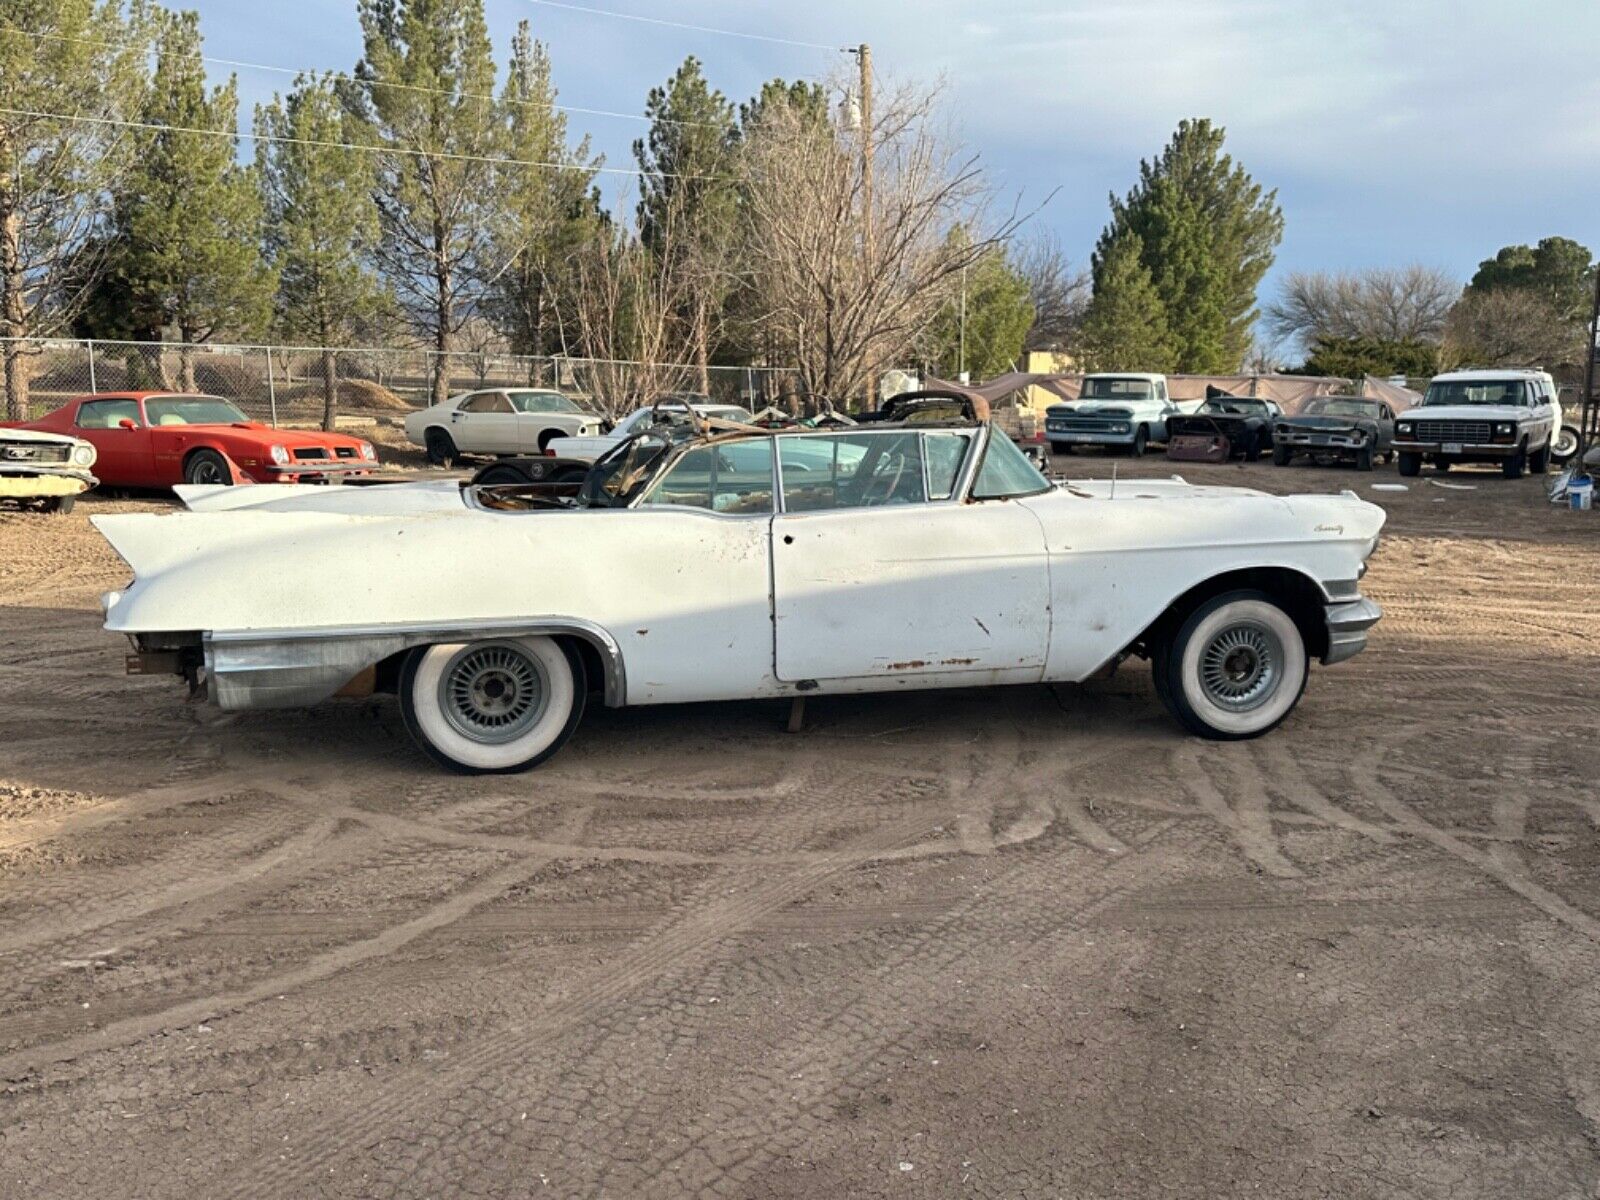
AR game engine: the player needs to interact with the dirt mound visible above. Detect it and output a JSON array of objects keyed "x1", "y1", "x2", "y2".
[{"x1": 337, "y1": 378, "x2": 411, "y2": 412}]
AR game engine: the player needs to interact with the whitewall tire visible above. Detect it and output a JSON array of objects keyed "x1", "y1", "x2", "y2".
[
  {"x1": 400, "y1": 636, "x2": 585, "y2": 773},
  {"x1": 1157, "y1": 591, "x2": 1308, "y2": 740}
]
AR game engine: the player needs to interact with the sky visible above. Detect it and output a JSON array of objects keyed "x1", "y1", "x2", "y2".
[{"x1": 206, "y1": 0, "x2": 1600, "y2": 329}]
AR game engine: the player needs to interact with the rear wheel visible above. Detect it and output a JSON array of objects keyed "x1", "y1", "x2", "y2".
[
  {"x1": 1156, "y1": 590, "x2": 1308, "y2": 740},
  {"x1": 184, "y1": 449, "x2": 231, "y2": 486},
  {"x1": 399, "y1": 636, "x2": 585, "y2": 774},
  {"x1": 425, "y1": 428, "x2": 457, "y2": 467},
  {"x1": 1552, "y1": 423, "x2": 1579, "y2": 465},
  {"x1": 537, "y1": 428, "x2": 561, "y2": 452},
  {"x1": 475, "y1": 464, "x2": 529, "y2": 486},
  {"x1": 1272, "y1": 443, "x2": 1292, "y2": 466},
  {"x1": 1502, "y1": 443, "x2": 1526, "y2": 480}
]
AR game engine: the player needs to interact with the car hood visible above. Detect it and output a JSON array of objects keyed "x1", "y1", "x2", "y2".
[
  {"x1": 0, "y1": 426, "x2": 84, "y2": 446},
  {"x1": 1061, "y1": 477, "x2": 1271, "y2": 501},
  {"x1": 174, "y1": 480, "x2": 467, "y2": 514},
  {"x1": 1405, "y1": 405, "x2": 1525, "y2": 422},
  {"x1": 181, "y1": 423, "x2": 368, "y2": 449}
]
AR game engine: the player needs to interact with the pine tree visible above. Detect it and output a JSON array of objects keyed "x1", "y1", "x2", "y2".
[
  {"x1": 353, "y1": 0, "x2": 503, "y2": 404},
  {"x1": 113, "y1": 10, "x2": 273, "y2": 386},
  {"x1": 923, "y1": 241, "x2": 1034, "y2": 379},
  {"x1": 488, "y1": 20, "x2": 602, "y2": 373},
  {"x1": 257, "y1": 75, "x2": 384, "y2": 429},
  {"x1": 1082, "y1": 233, "x2": 1176, "y2": 372},
  {"x1": 1095, "y1": 119, "x2": 1281, "y2": 372}
]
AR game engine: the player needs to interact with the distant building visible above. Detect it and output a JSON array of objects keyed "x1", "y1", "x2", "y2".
[{"x1": 1020, "y1": 350, "x2": 1077, "y2": 412}]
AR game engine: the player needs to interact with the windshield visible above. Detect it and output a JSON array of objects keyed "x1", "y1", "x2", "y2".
[
  {"x1": 1303, "y1": 399, "x2": 1381, "y2": 419},
  {"x1": 144, "y1": 395, "x2": 249, "y2": 425},
  {"x1": 1424, "y1": 380, "x2": 1525, "y2": 407},
  {"x1": 506, "y1": 390, "x2": 582, "y2": 414},
  {"x1": 1199, "y1": 398, "x2": 1267, "y2": 415},
  {"x1": 1081, "y1": 377, "x2": 1154, "y2": 401}
]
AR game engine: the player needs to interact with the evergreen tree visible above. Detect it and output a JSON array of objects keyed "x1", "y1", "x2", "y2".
[
  {"x1": 257, "y1": 74, "x2": 384, "y2": 429},
  {"x1": 353, "y1": 0, "x2": 503, "y2": 404},
  {"x1": 1295, "y1": 335, "x2": 1437, "y2": 380},
  {"x1": 113, "y1": 9, "x2": 273, "y2": 384},
  {"x1": 922, "y1": 242, "x2": 1034, "y2": 379},
  {"x1": 1082, "y1": 233, "x2": 1176, "y2": 372},
  {"x1": 1467, "y1": 237, "x2": 1595, "y2": 323},
  {"x1": 488, "y1": 20, "x2": 602, "y2": 371},
  {"x1": 0, "y1": 0, "x2": 153, "y2": 418},
  {"x1": 1095, "y1": 119, "x2": 1281, "y2": 372}
]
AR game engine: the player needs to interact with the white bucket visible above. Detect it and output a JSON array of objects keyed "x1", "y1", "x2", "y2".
[{"x1": 1571, "y1": 476, "x2": 1594, "y2": 511}]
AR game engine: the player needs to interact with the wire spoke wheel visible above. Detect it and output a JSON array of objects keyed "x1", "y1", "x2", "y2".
[
  {"x1": 1198, "y1": 621, "x2": 1283, "y2": 712},
  {"x1": 438, "y1": 642, "x2": 549, "y2": 744}
]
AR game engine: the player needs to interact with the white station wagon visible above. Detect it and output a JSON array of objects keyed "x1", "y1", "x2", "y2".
[
  {"x1": 94, "y1": 398, "x2": 1384, "y2": 773},
  {"x1": 404, "y1": 387, "x2": 603, "y2": 464}
]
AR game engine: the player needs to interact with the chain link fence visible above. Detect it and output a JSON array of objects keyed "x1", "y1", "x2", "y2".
[{"x1": 1, "y1": 338, "x2": 807, "y2": 426}]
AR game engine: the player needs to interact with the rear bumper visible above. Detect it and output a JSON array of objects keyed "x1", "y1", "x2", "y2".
[{"x1": 1323, "y1": 597, "x2": 1382, "y2": 665}]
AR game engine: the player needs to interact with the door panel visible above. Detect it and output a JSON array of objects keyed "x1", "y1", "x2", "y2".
[
  {"x1": 72, "y1": 400, "x2": 154, "y2": 484},
  {"x1": 770, "y1": 504, "x2": 1051, "y2": 681}
]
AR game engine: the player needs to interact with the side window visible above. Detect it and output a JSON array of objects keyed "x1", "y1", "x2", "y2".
[
  {"x1": 971, "y1": 431, "x2": 1051, "y2": 501},
  {"x1": 923, "y1": 432, "x2": 972, "y2": 500},
  {"x1": 460, "y1": 392, "x2": 512, "y2": 414},
  {"x1": 77, "y1": 400, "x2": 141, "y2": 429},
  {"x1": 1156, "y1": 381, "x2": 1168, "y2": 403},
  {"x1": 640, "y1": 439, "x2": 773, "y2": 514},
  {"x1": 779, "y1": 433, "x2": 926, "y2": 511}
]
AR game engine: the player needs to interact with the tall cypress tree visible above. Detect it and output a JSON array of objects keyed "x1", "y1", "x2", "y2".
[
  {"x1": 1094, "y1": 119, "x2": 1281, "y2": 372},
  {"x1": 353, "y1": 0, "x2": 502, "y2": 404},
  {"x1": 257, "y1": 74, "x2": 384, "y2": 429}
]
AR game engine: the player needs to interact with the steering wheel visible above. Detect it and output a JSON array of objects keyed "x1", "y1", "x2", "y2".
[{"x1": 847, "y1": 449, "x2": 909, "y2": 507}]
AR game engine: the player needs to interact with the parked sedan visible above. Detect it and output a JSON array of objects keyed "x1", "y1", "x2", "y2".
[
  {"x1": 1271, "y1": 397, "x2": 1396, "y2": 470},
  {"x1": 405, "y1": 388, "x2": 603, "y2": 464},
  {"x1": 15, "y1": 393, "x2": 376, "y2": 488},
  {"x1": 0, "y1": 427, "x2": 98, "y2": 513},
  {"x1": 96, "y1": 401, "x2": 1385, "y2": 774}
]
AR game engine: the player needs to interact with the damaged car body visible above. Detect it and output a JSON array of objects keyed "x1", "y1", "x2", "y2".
[
  {"x1": 1166, "y1": 393, "x2": 1282, "y2": 463},
  {"x1": 0, "y1": 427, "x2": 99, "y2": 513},
  {"x1": 93, "y1": 393, "x2": 1385, "y2": 773}
]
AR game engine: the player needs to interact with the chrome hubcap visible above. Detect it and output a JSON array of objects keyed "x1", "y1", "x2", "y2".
[
  {"x1": 193, "y1": 460, "x2": 222, "y2": 484},
  {"x1": 439, "y1": 643, "x2": 547, "y2": 743},
  {"x1": 1199, "y1": 623, "x2": 1282, "y2": 711}
]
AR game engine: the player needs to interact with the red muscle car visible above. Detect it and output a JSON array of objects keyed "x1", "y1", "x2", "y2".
[{"x1": 12, "y1": 392, "x2": 378, "y2": 488}]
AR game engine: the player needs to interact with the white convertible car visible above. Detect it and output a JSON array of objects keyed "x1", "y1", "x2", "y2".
[
  {"x1": 93, "y1": 399, "x2": 1384, "y2": 773},
  {"x1": 404, "y1": 387, "x2": 604, "y2": 463}
]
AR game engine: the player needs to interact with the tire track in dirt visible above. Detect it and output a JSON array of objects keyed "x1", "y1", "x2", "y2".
[
  {"x1": 1353, "y1": 764, "x2": 1600, "y2": 943},
  {"x1": 1173, "y1": 743, "x2": 1301, "y2": 878},
  {"x1": 0, "y1": 807, "x2": 593, "y2": 1079}
]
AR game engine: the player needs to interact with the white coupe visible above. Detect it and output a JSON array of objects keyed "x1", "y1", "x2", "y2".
[
  {"x1": 404, "y1": 388, "x2": 604, "y2": 464},
  {"x1": 94, "y1": 402, "x2": 1384, "y2": 774}
]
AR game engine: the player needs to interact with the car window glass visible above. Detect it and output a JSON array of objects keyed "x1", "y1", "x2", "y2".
[
  {"x1": 144, "y1": 396, "x2": 248, "y2": 425},
  {"x1": 77, "y1": 399, "x2": 142, "y2": 429},
  {"x1": 779, "y1": 432, "x2": 926, "y2": 511},
  {"x1": 924, "y1": 432, "x2": 972, "y2": 500},
  {"x1": 507, "y1": 391, "x2": 579, "y2": 414},
  {"x1": 972, "y1": 431, "x2": 1051, "y2": 500},
  {"x1": 460, "y1": 392, "x2": 512, "y2": 414},
  {"x1": 640, "y1": 439, "x2": 773, "y2": 514}
]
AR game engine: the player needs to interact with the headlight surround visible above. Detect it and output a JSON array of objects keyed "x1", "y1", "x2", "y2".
[
  {"x1": 1112, "y1": 423, "x2": 1130, "y2": 433},
  {"x1": 359, "y1": 441, "x2": 377, "y2": 461},
  {"x1": 72, "y1": 442, "x2": 96, "y2": 467},
  {"x1": 1396, "y1": 422, "x2": 1412, "y2": 436},
  {"x1": 269, "y1": 444, "x2": 289, "y2": 465}
]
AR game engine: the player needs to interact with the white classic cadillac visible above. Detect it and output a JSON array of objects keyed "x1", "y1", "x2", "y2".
[{"x1": 93, "y1": 400, "x2": 1384, "y2": 773}]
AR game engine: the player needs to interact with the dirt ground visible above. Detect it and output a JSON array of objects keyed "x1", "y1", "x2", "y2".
[{"x1": 2, "y1": 452, "x2": 1598, "y2": 1199}]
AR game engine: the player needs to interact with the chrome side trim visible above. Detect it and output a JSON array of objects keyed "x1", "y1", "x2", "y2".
[
  {"x1": 204, "y1": 617, "x2": 626, "y2": 711},
  {"x1": 1322, "y1": 597, "x2": 1381, "y2": 665}
]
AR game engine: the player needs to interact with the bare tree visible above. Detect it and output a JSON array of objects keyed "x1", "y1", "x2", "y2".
[
  {"x1": 1266, "y1": 265, "x2": 1458, "y2": 346},
  {"x1": 739, "y1": 77, "x2": 1020, "y2": 406},
  {"x1": 567, "y1": 192, "x2": 698, "y2": 418},
  {"x1": 1441, "y1": 289, "x2": 1584, "y2": 369},
  {"x1": 1015, "y1": 229, "x2": 1090, "y2": 354}
]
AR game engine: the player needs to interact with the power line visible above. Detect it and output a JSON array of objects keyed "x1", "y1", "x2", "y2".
[
  {"x1": 521, "y1": 0, "x2": 849, "y2": 52},
  {"x1": 0, "y1": 106, "x2": 733, "y2": 181},
  {"x1": 0, "y1": 24, "x2": 727, "y2": 130}
]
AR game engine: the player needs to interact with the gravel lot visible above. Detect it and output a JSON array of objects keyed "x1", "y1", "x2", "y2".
[{"x1": 2, "y1": 454, "x2": 1598, "y2": 1198}]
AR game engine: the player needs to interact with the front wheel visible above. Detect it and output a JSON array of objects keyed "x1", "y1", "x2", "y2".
[
  {"x1": 1502, "y1": 444, "x2": 1526, "y2": 480},
  {"x1": 1397, "y1": 451, "x2": 1420, "y2": 477},
  {"x1": 1354, "y1": 445, "x2": 1374, "y2": 471},
  {"x1": 1272, "y1": 443, "x2": 1292, "y2": 467},
  {"x1": 184, "y1": 449, "x2": 231, "y2": 486},
  {"x1": 399, "y1": 636, "x2": 586, "y2": 774},
  {"x1": 1129, "y1": 426, "x2": 1148, "y2": 457},
  {"x1": 1155, "y1": 590, "x2": 1308, "y2": 740},
  {"x1": 1529, "y1": 440, "x2": 1550, "y2": 475}
]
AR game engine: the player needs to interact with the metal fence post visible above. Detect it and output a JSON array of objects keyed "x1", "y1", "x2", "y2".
[
  {"x1": 86, "y1": 339, "x2": 97, "y2": 393},
  {"x1": 265, "y1": 346, "x2": 278, "y2": 427}
]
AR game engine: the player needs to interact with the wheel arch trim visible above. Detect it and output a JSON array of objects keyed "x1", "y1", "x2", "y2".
[{"x1": 203, "y1": 617, "x2": 626, "y2": 711}]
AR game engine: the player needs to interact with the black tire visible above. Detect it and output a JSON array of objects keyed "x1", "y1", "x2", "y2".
[
  {"x1": 184, "y1": 448, "x2": 231, "y2": 486},
  {"x1": 39, "y1": 494, "x2": 76, "y2": 514},
  {"x1": 1130, "y1": 426, "x2": 1148, "y2": 458},
  {"x1": 1502, "y1": 443, "x2": 1526, "y2": 480},
  {"x1": 425, "y1": 428, "x2": 457, "y2": 467},
  {"x1": 1272, "y1": 443, "x2": 1292, "y2": 467},
  {"x1": 1053, "y1": 443, "x2": 1074, "y2": 456},
  {"x1": 549, "y1": 466, "x2": 589, "y2": 484},
  {"x1": 1154, "y1": 589, "x2": 1309, "y2": 741},
  {"x1": 399, "y1": 636, "x2": 586, "y2": 774},
  {"x1": 1354, "y1": 445, "x2": 1374, "y2": 471},
  {"x1": 1397, "y1": 452, "x2": 1421, "y2": 477},
  {"x1": 1529, "y1": 440, "x2": 1550, "y2": 475},
  {"x1": 1244, "y1": 433, "x2": 1263, "y2": 462},
  {"x1": 1435, "y1": 458, "x2": 1451, "y2": 473}
]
